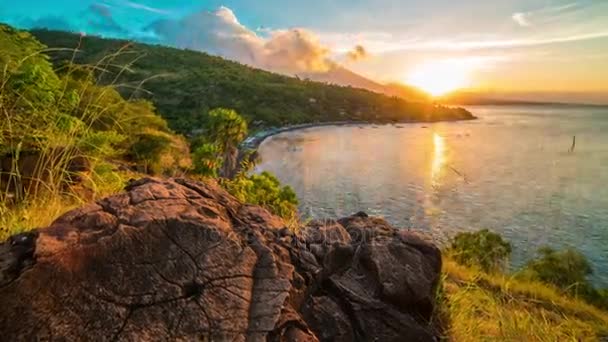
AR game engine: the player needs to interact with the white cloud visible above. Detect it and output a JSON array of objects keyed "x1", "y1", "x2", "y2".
[
  {"x1": 121, "y1": 1, "x2": 170, "y2": 15},
  {"x1": 313, "y1": 29, "x2": 608, "y2": 55},
  {"x1": 512, "y1": 13, "x2": 531, "y2": 27},
  {"x1": 148, "y1": 6, "x2": 339, "y2": 74},
  {"x1": 511, "y1": 2, "x2": 581, "y2": 27},
  {"x1": 441, "y1": 31, "x2": 608, "y2": 50}
]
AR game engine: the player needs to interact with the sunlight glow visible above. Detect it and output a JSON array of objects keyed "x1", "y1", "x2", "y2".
[
  {"x1": 407, "y1": 60, "x2": 472, "y2": 96},
  {"x1": 431, "y1": 133, "x2": 446, "y2": 184}
]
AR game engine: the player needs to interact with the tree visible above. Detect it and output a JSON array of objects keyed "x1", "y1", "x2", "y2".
[
  {"x1": 201, "y1": 108, "x2": 248, "y2": 178},
  {"x1": 522, "y1": 247, "x2": 593, "y2": 294},
  {"x1": 447, "y1": 229, "x2": 512, "y2": 273}
]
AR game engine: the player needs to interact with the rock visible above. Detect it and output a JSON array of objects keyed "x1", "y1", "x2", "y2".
[{"x1": 0, "y1": 178, "x2": 442, "y2": 341}]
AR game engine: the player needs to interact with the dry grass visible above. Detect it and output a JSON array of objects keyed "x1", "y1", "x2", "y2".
[
  {"x1": 438, "y1": 257, "x2": 608, "y2": 341},
  {"x1": 0, "y1": 167, "x2": 138, "y2": 240}
]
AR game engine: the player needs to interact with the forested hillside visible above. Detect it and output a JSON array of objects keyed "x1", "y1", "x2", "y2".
[{"x1": 31, "y1": 29, "x2": 474, "y2": 135}]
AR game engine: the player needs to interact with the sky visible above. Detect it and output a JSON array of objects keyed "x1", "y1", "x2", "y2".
[{"x1": 1, "y1": 0, "x2": 607, "y2": 96}]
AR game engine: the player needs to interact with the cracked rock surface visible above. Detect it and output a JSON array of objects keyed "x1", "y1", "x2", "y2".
[{"x1": 0, "y1": 178, "x2": 441, "y2": 341}]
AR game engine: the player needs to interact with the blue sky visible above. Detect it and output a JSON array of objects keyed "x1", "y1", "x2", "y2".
[{"x1": 1, "y1": 0, "x2": 607, "y2": 94}]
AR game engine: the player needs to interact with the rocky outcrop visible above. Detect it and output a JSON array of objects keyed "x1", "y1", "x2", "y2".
[{"x1": 0, "y1": 178, "x2": 442, "y2": 341}]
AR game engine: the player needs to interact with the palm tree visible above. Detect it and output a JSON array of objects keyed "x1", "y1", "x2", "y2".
[{"x1": 206, "y1": 108, "x2": 248, "y2": 178}]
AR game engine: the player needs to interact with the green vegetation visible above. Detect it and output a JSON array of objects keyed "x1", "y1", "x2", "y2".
[
  {"x1": 519, "y1": 247, "x2": 608, "y2": 309},
  {"x1": 190, "y1": 108, "x2": 299, "y2": 221},
  {"x1": 203, "y1": 108, "x2": 248, "y2": 178},
  {"x1": 222, "y1": 171, "x2": 299, "y2": 222},
  {"x1": 29, "y1": 29, "x2": 474, "y2": 135},
  {"x1": 446, "y1": 228, "x2": 512, "y2": 273},
  {"x1": 0, "y1": 24, "x2": 303, "y2": 238},
  {"x1": 1, "y1": 23, "x2": 303, "y2": 236},
  {"x1": 0, "y1": 24, "x2": 188, "y2": 239},
  {"x1": 3, "y1": 24, "x2": 606, "y2": 339},
  {"x1": 440, "y1": 257, "x2": 608, "y2": 341},
  {"x1": 440, "y1": 229, "x2": 608, "y2": 340},
  {"x1": 10, "y1": 25, "x2": 473, "y2": 225}
]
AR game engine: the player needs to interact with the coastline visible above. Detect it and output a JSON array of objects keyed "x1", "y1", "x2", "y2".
[
  {"x1": 241, "y1": 116, "x2": 477, "y2": 150},
  {"x1": 242, "y1": 121, "x2": 365, "y2": 150}
]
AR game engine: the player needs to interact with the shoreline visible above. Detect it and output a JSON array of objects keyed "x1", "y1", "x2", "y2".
[{"x1": 241, "y1": 117, "x2": 477, "y2": 150}]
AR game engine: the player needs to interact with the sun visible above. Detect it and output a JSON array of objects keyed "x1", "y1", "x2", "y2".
[{"x1": 406, "y1": 60, "x2": 472, "y2": 97}]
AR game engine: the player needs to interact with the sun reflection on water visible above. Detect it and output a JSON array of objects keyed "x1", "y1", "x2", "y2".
[{"x1": 431, "y1": 133, "x2": 446, "y2": 185}]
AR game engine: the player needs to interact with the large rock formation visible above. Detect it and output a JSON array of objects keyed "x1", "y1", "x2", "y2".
[{"x1": 0, "y1": 178, "x2": 442, "y2": 341}]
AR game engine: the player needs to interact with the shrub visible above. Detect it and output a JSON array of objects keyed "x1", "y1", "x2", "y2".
[
  {"x1": 129, "y1": 131, "x2": 190, "y2": 176},
  {"x1": 447, "y1": 229, "x2": 512, "y2": 273},
  {"x1": 522, "y1": 247, "x2": 592, "y2": 291},
  {"x1": 192, "y1": 143, "x2": 222, "y2": 178},
  {"x1": 519, "y1": 247, "x2": 608, "y2": 309},
  {"x1": 222, "y1": 171, "x2": 299, "y2": 221}
]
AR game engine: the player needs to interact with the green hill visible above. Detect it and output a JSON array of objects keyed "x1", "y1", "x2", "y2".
[{"x1": 30, "y1": 29, "x2": 474, "y2": 135}]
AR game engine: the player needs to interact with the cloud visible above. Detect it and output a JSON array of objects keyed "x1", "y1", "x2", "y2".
[
  {"x1": 24, "y1": 16, "x2": 75, "y2": 31},
  {"x1": 346, "y1": 45, "x2": 369, "y2": 61},
  {"x1": 90, "y1": 3, "x2": 113, "y2": 19},
  {"x1": 85, "y1": 3, "x2": 128, "y2": 35},
  {"x1": 148, "y1": 7, "x2": 262, "y2": 64},
  {"x1": 512, "y1": 13, "x2": 531, "y2": 27},
  {"x1": 121, "y1": 1, "x2": 170, "y2": 15},
  {"x1": 439, "y1": 31, "x2": 608, "y2": 50},
  {"x1": 329, "y1": 28, "x2": 608, "y2": 53},
  {"x1": 512, "y1": 2, "x2": 580, "y2": 27},
  {"x1": 148, "y1": 6, "x2": 333, "y2": 74},
  {"x1": 262, "y1": 29, "x2": 332, "y2": 72}
]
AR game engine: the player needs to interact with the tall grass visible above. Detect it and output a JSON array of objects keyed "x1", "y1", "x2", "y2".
[
  {"x1": 437, "y1": 257, "x2": 608, "y2": 341},
  {"x1": 0, "y1": 34, "x2": 160, "y2": 240}
]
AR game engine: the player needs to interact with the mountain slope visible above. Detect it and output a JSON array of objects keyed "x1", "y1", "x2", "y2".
[
  {"x1": 301, "y1": 66, "x2": 388, "y2": 94},
  {"x1": 302, "y1": 66, "x2": 430, "y2": 102},
  {"x1": 30, "y1": 28, "x2": 473, "y2": 135}
]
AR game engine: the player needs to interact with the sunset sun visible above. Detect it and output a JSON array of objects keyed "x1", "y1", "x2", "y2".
[{"x1": 406, "y1": 60, "x2": 472, "y2": 96}]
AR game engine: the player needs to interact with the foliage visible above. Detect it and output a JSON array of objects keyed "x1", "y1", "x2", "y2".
[
  {"x1": 522, "y1": 247, "x2": 592, "y2": 292},
  {"x1": 206, "y1": 108, "x2": 249, "y2": 147},
  {"x1": 189, "y1": 108, "x2": 296, "y2": 220},
  {"x1": 192, "y1": 143, "x2": 222, "y2": 178},
  {"x1": 78, "y1": 130, "x2": 127, "y2": 159},
  {"x1": 520, "y1": 247, "x2": 608, "y2": 309},
  {"x1": 0, "y1": 24, "x2": 187, "y2": 239},
  {"x1": 439, "y1": 257, "x2": 608, "y2": 341},
  {"x1": 204, "y1": 108, "x2": 248, "y2": 178},
  {"x1": 129, "y1": 130, "x2": 191, "y2": 176},
  {"x1": 448, "y1": 229, "x2": 608, "y2": 311},
  {"x1": 189, "y1": 108, "x2": 248, "y2": 178},
  {"x1": 222, "y1": 171, "x2": 299, "y2": 221},
  {"x1": 129, "y1": 132, "x2": 173, "y2": 174},
  {"x1": 447, "y1": 229, "x2": 512, "y2": 273},
  {"x1": 0, "y1": 25, "x2": 62, "y2": 114},
  {"x1": 30, "y1": 29, "x2": 474, "y2": 136}
]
